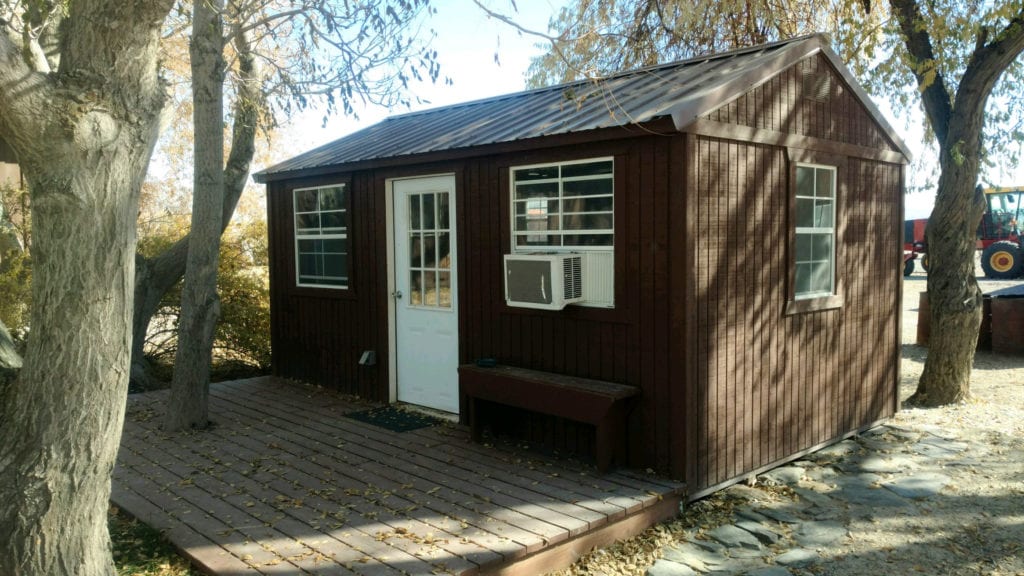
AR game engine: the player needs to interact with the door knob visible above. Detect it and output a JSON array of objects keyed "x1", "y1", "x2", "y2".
[{"x1": 394, "y1": 290, "x2": 403, "y2": 299}]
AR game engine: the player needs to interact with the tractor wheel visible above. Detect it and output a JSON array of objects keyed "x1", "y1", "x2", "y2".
[
  {"x1": 903, "y1": 259, "x2": 915, "y2": 277},
  {"x1": 980, "y1": 241, "x2": 1024, "y2": 279},
  {"x1": 921, "y1": 253, "x2": 930, "y2": 272}
]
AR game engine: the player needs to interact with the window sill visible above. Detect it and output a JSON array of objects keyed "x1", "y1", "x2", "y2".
[
  {"x1": 288, "y1": 284, "x2": 357, "y2": 300},
  {"x1": 785, "y1": 294, "x2": 844, "y2": 315}
]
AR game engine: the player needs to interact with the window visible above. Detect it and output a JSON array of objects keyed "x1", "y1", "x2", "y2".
[
  {"x1": 794, "y1": 164, "x2": 836, "y2": 300},
  {"x1": 512, "y1": 158, "x2": 614, "y2": 250},
  {"x1": 511, "y1": 158, "x2": 615, "y2": 308},
  {"x1": 294, "y1": 184, "x2": 349, "y2": 288}
]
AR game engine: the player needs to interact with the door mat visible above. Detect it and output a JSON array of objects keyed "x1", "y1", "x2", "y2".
[{"x1": 344, "y1": 406, "x2": 443, "y2": 433}]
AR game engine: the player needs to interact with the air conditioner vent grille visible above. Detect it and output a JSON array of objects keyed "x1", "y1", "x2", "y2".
[{"x1": 563, "y1": 256, "x2": 583, "y2": 299}]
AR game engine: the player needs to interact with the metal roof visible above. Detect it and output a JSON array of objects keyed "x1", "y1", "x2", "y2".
[{"x1": 256, "y1": 35, "x2": 909, "y2": 182}]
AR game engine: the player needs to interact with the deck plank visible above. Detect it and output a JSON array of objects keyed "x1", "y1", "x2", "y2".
[
  {"x1": 227, "y1": 379, "x2": 652, "y2": 519},
  {"x1": 112, "y1": 377, "x2": 684, "y2": 576},
  {"x1": 206, "y1": 386, "x2": 558, "y2": 550},
  {"x1": 210, "y1": 384, "x2": 589, "y2": 539}
]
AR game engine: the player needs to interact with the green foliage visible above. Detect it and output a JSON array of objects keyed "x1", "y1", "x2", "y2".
[
  {"x1": 140, "y1": 217, "x2": 271, "y2": 374},
  {"x1": 109, "y1": 506, "x2": 199, "y2": 576},
  {"x1": 0, "y1": 184, "x2": 30, "y2": 341},
  {"x1": 214, "y1": 218, "x2": 271, "y2": 370},
  {"x1": 0, "y1": 250, "x2": 31, "y2": 339}
]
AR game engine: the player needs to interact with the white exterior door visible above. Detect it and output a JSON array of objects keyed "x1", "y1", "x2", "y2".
[{"x1": 393, "y1": 175, "x2": 459, "y2": 413}]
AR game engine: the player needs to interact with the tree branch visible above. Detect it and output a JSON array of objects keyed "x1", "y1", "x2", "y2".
[
  {"x1": 0, "y1": 28, "x2": 55, "y2": 152},
  {"x1": 956, "y1": 12, "x2": 1024, "y2": 116},
  {"x1": 888, "y1": 0, "x2": 954, "y2": 146}
]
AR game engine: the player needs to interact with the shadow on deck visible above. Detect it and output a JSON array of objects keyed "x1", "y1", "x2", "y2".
[{"x1": 112, "y1": 376, "x2": 684, "y2": 575}]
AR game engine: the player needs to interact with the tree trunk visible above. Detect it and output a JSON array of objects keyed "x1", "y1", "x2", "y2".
[
  {"x1": 0, "y1": 1, "x2": 172, "y2": 572},
  {"x1": 165, "y1": 0, "x2": 226, "y2": 431},
  {"x1": 890, "y1": 0, "x2": 1024, "y2": 406},
  {"x1": 913, "y1": 178, "x2": 985, "y2": 405},
  {"x1": 130, "y1": 34, "x2": 258, "y2": 391}
]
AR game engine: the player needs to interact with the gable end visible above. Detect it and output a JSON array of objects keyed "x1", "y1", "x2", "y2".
[{"x1": 703, "y1": 54, "x2": 901, "y2": 154}]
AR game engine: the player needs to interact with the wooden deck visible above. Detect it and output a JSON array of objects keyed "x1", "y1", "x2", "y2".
[{"x1": 112, "y1": 377, "x2": 685, "y2": 575}]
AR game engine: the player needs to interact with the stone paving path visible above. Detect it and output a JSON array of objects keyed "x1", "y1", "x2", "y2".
[{"x1": 642, "y1": 423, "x2": 1011, "y2": 576}]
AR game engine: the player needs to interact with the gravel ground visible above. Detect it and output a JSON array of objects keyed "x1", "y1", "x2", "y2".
[{"x1": 552, "y1": 271, "x2": 1024, "y2": 576}]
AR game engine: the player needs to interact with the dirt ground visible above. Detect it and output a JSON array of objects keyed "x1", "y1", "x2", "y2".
[{"x1": 554, "y1": 271, "x2": 1024, "y2": 576}]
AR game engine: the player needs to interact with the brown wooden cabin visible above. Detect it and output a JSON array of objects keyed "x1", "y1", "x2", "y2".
[{"x1": 254, "y1": 34, "x2": 910, "y2": 498}]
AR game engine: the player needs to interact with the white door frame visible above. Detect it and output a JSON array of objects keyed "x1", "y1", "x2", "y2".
[{"x1": 385, "y1": 173, "x2": 458, "y2": 411}]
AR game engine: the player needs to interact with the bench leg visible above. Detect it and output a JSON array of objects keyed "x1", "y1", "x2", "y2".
[
  {"x1": 595, "y1": 420, "x2": 614, "y2": 472},
  {"x1": 469, "y1": 397, "x2": 482, "y2": 443}
]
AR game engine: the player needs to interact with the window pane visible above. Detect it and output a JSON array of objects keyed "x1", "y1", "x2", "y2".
[
  {"x1": 814, "y1": 199, "x2": 833, "y2": 227},
  {"x1": 410, "y1": 233, "x2": 421, "y2": 268},
  {"x1": 796, "y1": 198, "x2": 814, "y2": 228},
  {"x1": 516, "y1": 182, "x2": 559, "y2": 200},
  {"x1": 438, "y1": 192, "x2": 449, "y2": 229},
  {"x1": 323, "y1": 254, "x2": 347, "y2": 278},
  {"x1": 515, "y1": 215, "x2": 559, "y2": 232},
  {"x1": 321, "y1": 211, "x2": 347, "y2": 232},
  {"x1": 517, "y1": 234, "x2": 560, "y2": 247},
  {"x1": 323, "y1": 238, "x2": 346, "y2": 253},
  {"x1": 295, "y1": 189, "x2": 319, "y2": 212},
  {"x1": 299, "y1": 254, "x2": 318, "y2": 277},
  {"x1": 795, "y1": 234, "x2": 811, "y2": 261},
  {"x1": 410, "y1": 271, "x2": 422, "y2": 305},
  {"x1": 810, "y1": 261, "x2": 831, "y2": 293},
  {"x1": 422, "y1": 193, "x2": 435, "y2": 230},
  {"x1": 423, "y1": 232, "x2": 436, "y2": 268},
  {"x1": 319, "y1": 186, "x2": 345, "y2": 210},
  {"x1": 563, "y1": 213, "x2": 612, "y2": 230},
  {"x1": 298, "y1": 239, "x2": 317, "y2": 253},
  {"x1": 796, "y1": 166, "x2": 814, "y2": 197},
  {"x1": 516, "y1": 199, "x2": 559, "y2": 215},
  {"x1": 564, "y1": 233, "x2": 613, "y2": 246},
  {"x1": 437, "y1": 232, "x2": 450, "y2": 271},
  {"x1": 514, "y1": 165, "x2": 559, "y2": 182},
  {"x1": 563, "y1": 178, "x2": 613, "y2": 197},
  {"x1": 296, "y1": 213, "x2": 320, "y2": 233},
  {"x1": 811, "y1": 233, "x2": 832, "y2": 260},
  {"x1": 409, "y1": 194, "x2": 421, "y2": 231},
  {"x1": 795, "y1": 262, "x2": 811, "y2": 294},
  {"x1": 563, "y1": 196, "x2": 613, "y2": 213},
  {"x1": 424, "y1": 270, "x2": 437, "y2": 306},
  {"x1": 816, "y1": 168, "x2": 834, "y2": 198},
  {"x1": 438, "y1": 271, "x2": 452, "y2": 308},
  {"x1": 562, "y1": 160, "x2": 613, "y2": 178}
]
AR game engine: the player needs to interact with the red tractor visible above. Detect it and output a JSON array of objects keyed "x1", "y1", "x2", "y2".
[
  {"x1": 904, "y1": 186, "x2": 1024, "y2": 278},
  {"x1": 977, "y1": 186, "x2": 1023, "y2": 278}
]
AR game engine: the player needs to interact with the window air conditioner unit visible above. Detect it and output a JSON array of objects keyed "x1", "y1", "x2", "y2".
[{"x1": 504, "y1": 253, "x2": 584, "y2": 310}]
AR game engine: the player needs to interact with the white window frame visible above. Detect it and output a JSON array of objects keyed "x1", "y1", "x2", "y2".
[
  {"x1": 510, "y1": 157, "x2": 615, "y2": 308},
  {"x1": 794, "y1": 164, "x2": 836, "y2": 300},
  {"x1": 293, "y1": 183, "x2": 349, "y2": 289},
  {"x1": 510, "y1": 157, "x2": 614, "y2": 252}
]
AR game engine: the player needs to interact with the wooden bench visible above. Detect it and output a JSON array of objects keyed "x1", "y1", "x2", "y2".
[{"x1": 458, "y1": 364, "x2": 640, "y2": 472}]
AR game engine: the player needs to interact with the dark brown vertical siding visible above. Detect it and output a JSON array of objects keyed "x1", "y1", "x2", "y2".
[
  {"x1": 267, "y1": 172, "x2": 386, "y2": 401},
  {"x1": 689, "y1": 134, "x2": 900, "y2": 493},
  {"x1": 449, "y1": 138, "x2": 675, "y2": 468}
]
